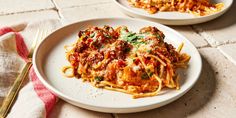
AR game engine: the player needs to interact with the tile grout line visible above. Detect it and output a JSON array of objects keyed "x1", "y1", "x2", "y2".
[
  {"x1": 190, "y1": 25, "x2": 213, "y2": 47},
  {"x1": 215, "y1": 41, "x2": 236, "y2": 47},
  {"x1": 196, "y1": 45, "x2": 211, "y2": 49},
  {"x1": 190, "y1": 25, "x2": 236, "y2": 47},
  {"x1": 50, "y1": 0, "x2": 68, "y2": 25},
  {"x1": 0, "y1": 8, "x2": 56, "y2": 16},
  {"x1": 58, "y1": 1, "x2": 112, "y2": 9},
  {"x1": 0, "y1": 1, "x2": 112, "y2": 22},
  {"x1": 217, "y1": 47, "x2": 236, "y2": 66},
  {"x1": 50, "y1": 0, "x2": 62, "y2": 19},
  {"x1": 192, "y1": 24, "x2": 236, "y2": 48},
  {"x1": 190, "y1": 25, "x2": 236, "y2": 65}
]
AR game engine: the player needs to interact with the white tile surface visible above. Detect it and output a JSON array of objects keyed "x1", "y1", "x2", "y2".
[
  {"x1": 0, "y1": 0, "x2": 55, "y2": 15},
  {"x1": 218, "y1": 43, "x2": 236, "y2": 65},
  {"x1": 53, "y1": 0, "x2": 111, "y2": 9},
  {"x1": 0, "y1": 10, "x2": 59, "y2": 27},
  {"x1": 60, "y1": 3, "x2": 128, "y2": 24},
  {"x1": 171, "y1": 26, "x2": 209, "y2": 48}
]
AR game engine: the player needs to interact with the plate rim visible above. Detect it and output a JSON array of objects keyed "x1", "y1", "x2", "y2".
[{"x1": 32, "y1": 17, "x2": 202, "y2": 112}]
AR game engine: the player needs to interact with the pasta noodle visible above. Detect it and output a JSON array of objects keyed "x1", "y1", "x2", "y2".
[
  {"x1": 127, "y1": 0, "x2": 224, "y2": 16},
  {"x1": 62, "y1": 25, "x2": 190, "y2": 98}
]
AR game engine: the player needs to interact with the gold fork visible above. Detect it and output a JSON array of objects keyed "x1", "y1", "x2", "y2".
[{"x1": 0, "y1": 28, "x2": 50, "y2": 118}]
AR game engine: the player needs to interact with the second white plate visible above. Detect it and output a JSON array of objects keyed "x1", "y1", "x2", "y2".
[{"x1": 113, "y1": 0, "x2": 233, "y2": 25}]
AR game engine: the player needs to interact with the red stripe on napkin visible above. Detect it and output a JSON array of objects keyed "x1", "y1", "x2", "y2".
[
  {"x1": 30, "y1": 68, "x2": 57, "y2": 116},
  {"x1": 0, "y1": 27, "x2": 13, "y2": 35},
  {"x1": 15, "y1": 32, "x2": 29, "y2": 61},
  {"x1": 0, "y1": 27, "x2": 29, "y2": 61},
  {"x1": 1, "y1": 26, "x2": 57, "y2": 117}
]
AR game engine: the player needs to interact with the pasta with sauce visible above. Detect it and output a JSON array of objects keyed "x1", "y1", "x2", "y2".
[
  {"x1": 62, "y1": 25, "x2": 190, "y2": 98},
  {"x1": 127, "y1": 0, "x2": 224, "y2": 16}
]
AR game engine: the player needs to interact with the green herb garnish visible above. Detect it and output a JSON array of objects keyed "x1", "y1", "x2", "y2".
[
  {"x1": 105, "y1": 34, "x2": 112, "y2": 39},
  {"x1": 132, "y1": 40, "x2": 146, "y2": 45},
  {"x1": 147, "y1": 50, "x2": 151, "y2": 53},
  {"x1": 148, "y1": 72, "x2": 153, "y2": 77},
  {"x1": 121, "y1": 32, "x2": 137, "y2": 42},
  {"x1": 90, "y1": 33, "x2": 95, "y2": 38},
  {"x1": 121, "y1": 32, "x2": 146, "y2": 46},
  {"x1": 156, "y1": 34, "x2": 161, "y2": 39},
  {"x1": 146, "y1": 69, "x2": 153, "y2": 77},
  {"x1": 124, "y1": 47, "x2": 131, "y2": 53},
  {"x1": 141, "y1": 73, "x2": 149, "y2": 80},
  {"x1": 120, "y1": 27, "x2": 147, "y2": 47},
  {"x1": 94, "y1": 76, "x2": 104, "y2": 82}
]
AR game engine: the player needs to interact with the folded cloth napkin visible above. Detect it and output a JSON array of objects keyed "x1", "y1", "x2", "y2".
[{"x1": 0, "y1": 19, "x2": 61, "y2": 118}]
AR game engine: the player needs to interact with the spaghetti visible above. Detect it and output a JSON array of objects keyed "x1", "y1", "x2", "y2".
[
  {"x1": 127, "y1": 0, "x2": 224, "y2": 16},
  {"x1": 62, "y1": 25, "x2": 190, "y2": 98}
]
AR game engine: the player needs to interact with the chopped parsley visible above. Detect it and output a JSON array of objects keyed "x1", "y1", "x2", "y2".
[
  {"x1": 121, "y1": 32, "x2": 137, "y2": 42},
  {"x1": 120, "y1": 31, "x2": 146, "y2": 46},
  {"x1": 146, "y1": 69, "x2": 153, "y2": 77},
  {"x1": 90, "y1": 33, "x2": 95, "y2": 38},
  {"x1": 147, "y1": 49, "x2": 151, "y2": 53},
  {"x1": 104, "y1": 34, "x2": 112, "y2": 39},
  {"x1": 132, "y1": 40, "x2": 146, "y2": 45},
  {"x1": 94, "y1": 76, "x2": 104, "y2": 82},
  {"x1": 124, "y1": 47, "x2": 131, "y2": 53},
  {"x1": 141, "y1": 73, "x2": 149, "y2": 80},
  {"x1": 156, "y1": 34, "x2": 161, "y2": 39},
  {"x1": 148, "y1": 72, "x2": 154, "y2": 77}
]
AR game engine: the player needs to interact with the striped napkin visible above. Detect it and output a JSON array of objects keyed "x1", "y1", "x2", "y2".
[{"x1": 0, "y1": 20, "x2": 61, "y2": 118}]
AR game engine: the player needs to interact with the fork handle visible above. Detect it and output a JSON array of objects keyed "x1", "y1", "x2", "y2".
[{"x1": 0, "y1": 62, "x2": 32, "y2": 118}]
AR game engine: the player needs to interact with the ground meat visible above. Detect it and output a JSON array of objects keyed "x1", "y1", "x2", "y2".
[
  {"x1": 115, "y1": 40, "x2": 132, "y2": 59},
  {"x1": 152, "y1": 43, "x2": 179, "y2": 62},
  {"x1": 76, "y1": 41, "x2": 87, "y2": 53},
  {"x1": 86, "y1": 51, "x2": 104, "y2": 65},
  {"x1": 139, "y1": 26, "x2": 165, "y2": 39}
]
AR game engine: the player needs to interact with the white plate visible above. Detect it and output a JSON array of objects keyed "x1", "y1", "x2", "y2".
[
  {"x1": 113, "y1": 0, "x2": 233, "y2": 25},
  {"x1": 33, "y1": 18, "x2": 202, "y2": 113}
]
